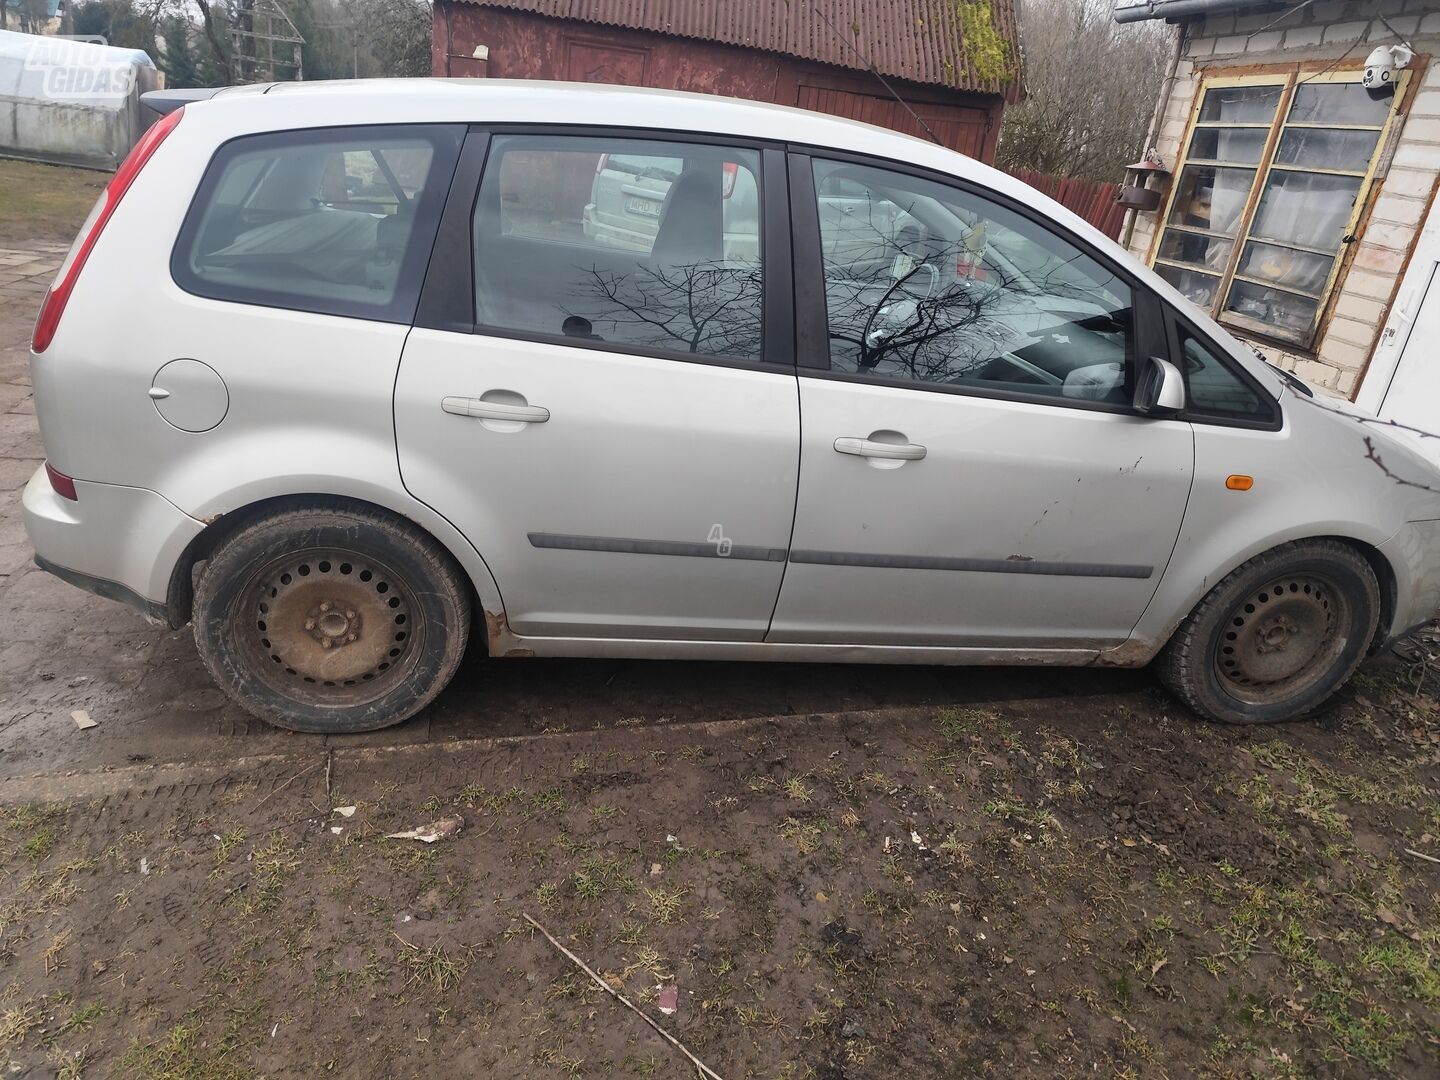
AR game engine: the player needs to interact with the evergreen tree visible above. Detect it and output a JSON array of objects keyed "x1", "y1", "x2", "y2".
[{"x1": 159, "y1": 15, "x2": 200, "y2": 88}]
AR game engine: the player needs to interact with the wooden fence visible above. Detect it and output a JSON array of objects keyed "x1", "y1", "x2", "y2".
[{"x1": 1004, "y1": 168, "x2": 1128, "y2": 241}]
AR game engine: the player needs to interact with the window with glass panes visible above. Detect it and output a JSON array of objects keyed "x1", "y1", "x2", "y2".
[{"x1": 1152, "y1": 70, "x2": 1407, "y2": 348}]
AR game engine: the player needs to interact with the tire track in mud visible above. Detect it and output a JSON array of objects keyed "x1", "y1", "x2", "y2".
[{"x1": 0, "y1": 702, "x2": 1076, "y2": 809}]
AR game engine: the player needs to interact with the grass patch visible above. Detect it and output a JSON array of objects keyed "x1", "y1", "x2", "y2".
[
  {"x1": 935, "y1": 707, "x2": 998, "y2": 739},
  {"x1": 1360, "y1": 934, "x2": 1439, "y2": 1003},
  {"x1": 23, "y1": 829, "x2": 58, "y2": 861},
  {"x1": 0, "y1": 159, "x2": 104, "y2": 244},
  {"x1": 117, "y1": 1005, "x2": 261, "y2": 1080},
  {"x1": 44, "y1": 1000, "x2": 105, "y2": 1045},
  {"x1": 0, "y1": 998, "x2": 42, "y2": 1048},
  {"x1": 643, "y1": 884, "x2": 687, "y2": 925},
  {"x1": 400, "y1": 942, "x2": 465, "y2": 993},
  {"x1": 572, "y1": 854, "x2": 635, "y2": 901}
]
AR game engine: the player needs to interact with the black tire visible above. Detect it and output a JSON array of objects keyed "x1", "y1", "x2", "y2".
[
  {"x1": 1156, "y1": 539, "x2": 1380, "y2": 725},
  {"x1": 193, "y1": 504, "x2": 471, "y2": 733}
]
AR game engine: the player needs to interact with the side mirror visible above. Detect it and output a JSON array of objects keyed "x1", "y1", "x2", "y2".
[{"x1": 1134, "y1": 355, "x2": 1186, "y2": 416}]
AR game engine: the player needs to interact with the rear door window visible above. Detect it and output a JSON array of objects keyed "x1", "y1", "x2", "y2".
[
  {"x1": 172, "y1": 124, "x2": 464, "y2": 322},
  {"x1": 472, "y1": 134, "x2": 764, "y2": 360}
]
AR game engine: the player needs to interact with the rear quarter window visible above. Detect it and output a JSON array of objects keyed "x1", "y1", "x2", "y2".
[{"x1": 172, "y1": 124, "x2": 464, "y2": 323}]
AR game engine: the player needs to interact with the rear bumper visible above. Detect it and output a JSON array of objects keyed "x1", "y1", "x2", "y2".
[
  {"x1": 22, "y1": 465, "x2": 205, "y2": 624},
  {"x1": 32, "y1": 553, "x2": 169, "y2": 623},
  {"x1": 1378, "y1": 519, "x2": 1440, "y2": 643}
]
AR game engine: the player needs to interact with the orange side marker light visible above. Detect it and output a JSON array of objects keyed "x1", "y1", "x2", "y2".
[{"x1": 1226, "y1": 474, "x2": 1254, "y2": 491}]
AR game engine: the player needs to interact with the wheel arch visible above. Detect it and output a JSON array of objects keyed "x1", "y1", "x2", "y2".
[
  {"x1": 1325, "y1": 533, "x2": 1397, "y2": 653},
  {"x1": 163, "y1": 491, "x2": 507, "y2": 647},
  {"x1": 1123, "y1": 530, "x2": 1400, "y2": 666}
]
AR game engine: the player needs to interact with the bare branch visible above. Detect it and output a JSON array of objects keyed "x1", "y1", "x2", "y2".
[
  {"x1": 1281, "y1": 389, "x2": 1440, "y2": 493},
  {"x1": 1362, "y1": 436, "x2": 1440, "y2": 494}
]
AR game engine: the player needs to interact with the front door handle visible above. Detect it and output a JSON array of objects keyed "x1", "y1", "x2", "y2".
[
  {"x1": 442, "y1": 396, "x2": 550, "y2": 424},
  {"x1": 834, "y1": 437, "x2": 927, "y2": 461}
]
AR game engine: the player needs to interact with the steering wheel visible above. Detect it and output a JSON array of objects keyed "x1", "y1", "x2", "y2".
[{"x1": 860, "y1": 255, "x2": 942, "y2": 348}]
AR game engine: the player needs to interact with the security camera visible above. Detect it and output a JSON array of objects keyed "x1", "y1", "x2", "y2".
[{"x1": 1363, "y1": 44, "x2": 1413, "y2": 100}]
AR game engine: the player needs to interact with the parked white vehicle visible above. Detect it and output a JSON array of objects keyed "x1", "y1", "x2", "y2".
[{"x1": 22, "y1": 80, "x2": 1440, "y2": 732}]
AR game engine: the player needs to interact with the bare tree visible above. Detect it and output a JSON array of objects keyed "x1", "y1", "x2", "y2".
[
  {"x1": 572, "y1": 261, "x2": 765, "y2": 359},
  {"x1": 998, "y1": 0, "x2": 1175, "y2": 182},
  {"x1": 564, "y1": 197, "x2": 1127, "y2": 396},
  {"x1": 194, "y1": 0, "x2": 236, "y2": 83},
  {"x1": 359, "y1": 0, "x2": 432, "y2": 79}
]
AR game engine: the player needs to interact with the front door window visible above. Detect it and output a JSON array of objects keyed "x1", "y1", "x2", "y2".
[{"x1": 811, "y1": 159, "x2": 1135, "y2": 405}]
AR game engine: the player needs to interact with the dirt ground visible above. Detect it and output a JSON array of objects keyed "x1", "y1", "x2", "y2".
[
  {"x1": 1, "y1": 674, "x2": 1437, "y2": 1080},
  {"x1": 0, "y1": 161, "x2": 1436, "y2": 1078}
]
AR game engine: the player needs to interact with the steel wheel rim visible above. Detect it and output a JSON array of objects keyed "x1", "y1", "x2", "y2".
[
  {"x1": 237, "y1": 547, "x2": 420, "y2": 707},
  {"x1": 1213, "y1": 573, "x2": 1350, "y2": 706}
]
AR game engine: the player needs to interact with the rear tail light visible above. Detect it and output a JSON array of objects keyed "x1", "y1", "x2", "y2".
[
  {"x1": 595, "y1": 153, "x2": 609, "y2": 175},
  {"x1": 45, "y1": 462, "x2": 77, "y2": 501},
  {"x1": 32, "y1": 106, "x2": 185, "y2": 354},
  {"x1": 721, "y1": 161, "x2": 738, "y2": 200}
]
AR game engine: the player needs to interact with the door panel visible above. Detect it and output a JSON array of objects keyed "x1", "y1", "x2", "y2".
[
  {"x1": 396, "y1": 334, "x2": 798, "y2": 639},
  {"x1": 1376, "y1": 264, "x2": 1440, "y2": 440},
  {"x1": 1359, "y1": 202, "x2": 1440, "y2": 434},
  {"x1": 768, "y1": 380, "x2": 1193, "y2": 646},
  {"x1": 396, "y1": 130, "x2": 798, "y2": 642},
  {"x1": 772, "y1": 153, "x2": 1195, "y2": 647}
]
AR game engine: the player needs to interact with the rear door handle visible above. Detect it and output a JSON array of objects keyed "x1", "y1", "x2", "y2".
[
  {"x1": 834, "y1": 437, "x2": 927, "y2": 461},
  {"x1": 442, "y1": 397, "x2": 550, "y2": 424}
]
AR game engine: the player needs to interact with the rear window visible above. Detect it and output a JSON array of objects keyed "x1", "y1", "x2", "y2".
[
  {"x1": 603, "y1": 154, "x2": 683, "y2": 183},
  {"x1": 172, "y1": 124, "x2": 463, "y2": 322}
]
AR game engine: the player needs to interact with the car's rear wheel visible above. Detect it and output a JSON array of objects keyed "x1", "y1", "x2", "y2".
[
  {"x1": 1157, "y1": 540, "x2": 1380, "y2": 725},
  {"x1": 193, "y1": 505, "x2": 471, "y2": 733}
]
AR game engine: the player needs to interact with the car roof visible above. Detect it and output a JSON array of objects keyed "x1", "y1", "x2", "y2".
[
  {"x1": 222, "y1": 78, "x2": 1021, "y2": 198},
  {"x1": 211, "y1": 79, "x2": 1049, "y2": 231},
  {"x1": 265, "y1": 77, "x2": 934, "y2": 148}
]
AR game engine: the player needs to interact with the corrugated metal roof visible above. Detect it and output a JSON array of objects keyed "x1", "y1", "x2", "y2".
[{"x1": 450, "y1": 0, "x2": 1021, "y2": 95}]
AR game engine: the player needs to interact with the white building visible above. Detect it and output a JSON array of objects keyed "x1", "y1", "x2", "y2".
[{"x1": 1117, "y1": 0, "x2": 1440, "y2": 432}]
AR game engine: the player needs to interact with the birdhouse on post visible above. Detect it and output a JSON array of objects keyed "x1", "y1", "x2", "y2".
[{"x1": 1118, "y1": 151, "x2": 1170, "y2": 212}]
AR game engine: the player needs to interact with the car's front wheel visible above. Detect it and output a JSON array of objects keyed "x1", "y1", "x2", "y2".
[
  {"x1": 1157, "y1": 539, "x2": 1380, "y2": 725},
  {"x1": 193, "y1": 504, "x2": 471, "y2": 733}
]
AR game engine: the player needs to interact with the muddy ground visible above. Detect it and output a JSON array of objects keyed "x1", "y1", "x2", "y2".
[
  {"x1": 0, "y1": 161, "x2": 1436, "y2": 1078},
  {"x1": 1, "y1": 666, "x2": 1437, "y2": 1080}
]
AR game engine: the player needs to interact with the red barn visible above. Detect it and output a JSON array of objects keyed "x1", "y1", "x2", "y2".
[{"x1": 431, "y1": 0, "x2": 1021, "y2": 162}]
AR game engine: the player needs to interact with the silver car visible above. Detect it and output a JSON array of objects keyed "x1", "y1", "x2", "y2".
[{"x1": 22, "y1": 80, "x2": 1440, "y2": 733}]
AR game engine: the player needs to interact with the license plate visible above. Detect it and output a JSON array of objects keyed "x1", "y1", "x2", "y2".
[{"x1": 625, "y1": 195, "x2": 662, "y2": 217}]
